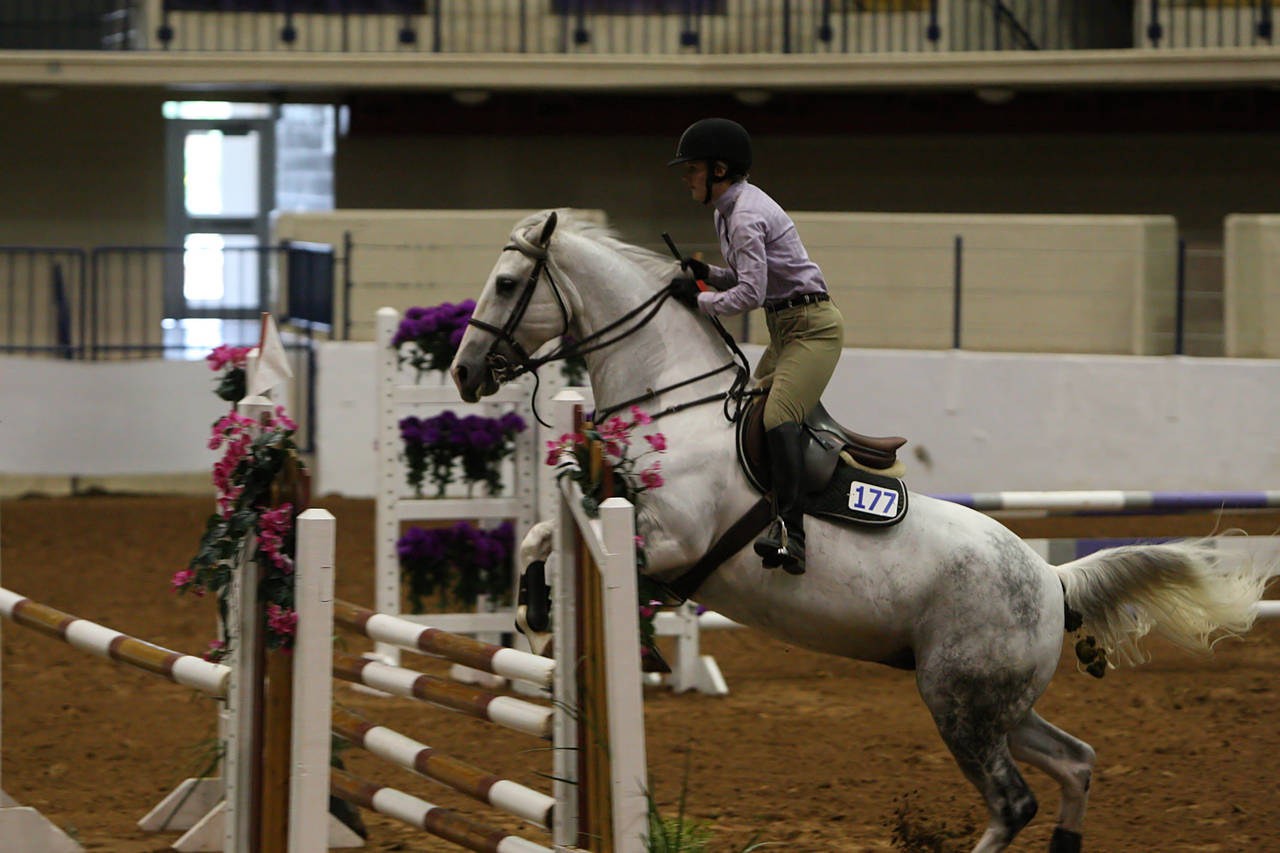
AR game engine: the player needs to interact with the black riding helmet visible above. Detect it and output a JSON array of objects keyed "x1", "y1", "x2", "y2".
[{"x1": 668, "y1": 118, "x2": 752, "y2": 204}]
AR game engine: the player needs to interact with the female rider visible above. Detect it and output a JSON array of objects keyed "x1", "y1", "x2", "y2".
[{"x1": 667, "y1": 118, "x2": 845, "y2": 576}]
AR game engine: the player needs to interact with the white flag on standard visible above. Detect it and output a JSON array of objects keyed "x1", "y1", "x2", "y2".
[{"x1": 248, "y1": 313, "x2": 294, "y2": 397}]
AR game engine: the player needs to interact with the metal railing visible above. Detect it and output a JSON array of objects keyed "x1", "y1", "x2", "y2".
[
  {"x1": 0, "y1": 243, "x2": 330, "y2": 449},
  {"x1": 0, "y1": 1, "x2": 1274, "y2": 54}
]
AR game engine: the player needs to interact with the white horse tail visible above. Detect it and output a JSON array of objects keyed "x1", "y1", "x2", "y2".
[{"x1": 1055, "y1": 538, "x2": 1272, "y2": 666}]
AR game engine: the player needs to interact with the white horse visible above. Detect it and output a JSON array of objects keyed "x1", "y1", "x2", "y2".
[{"x1": 450, "y1": 209, "x2": 1271, "y2": 853}]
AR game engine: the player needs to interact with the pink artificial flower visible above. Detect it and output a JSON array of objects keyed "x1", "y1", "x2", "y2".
[
  {"x1": 644, "y1": 433, "x2": 667, "y2": 452},
  {"x1": 544, "y1": 433, "x2": 586, "y2": 468},
  {"x1": 638, "y1": 605, "x2": 656, "y2": 619},
  {"x1": 266, "y1": 603, "x2": 298, "y2": 640},
  {"x1": 171, "y1": 569, "x2": 196, "y2": 591},
  {"x1": 544, "y1": 438, "x2": 566, "y2": 467},
  {"x1": 629, "y1": 406, "x2": 653, "y2": 427},
  {"x1": 273, "y1": 406, "x2": 298, "y2": 432},
  {"x1": 600, "y1": 417, "x2": 631, "y2": 446},
  {"x1": 640, "y1": 463, "x2": 664, "y2": 491},
  {"x1": 203, "y1": 640, "x2": 227, "y2": 662},
  {"x1": 206, "y1": 344, "x2": 250, "y2": 371}
]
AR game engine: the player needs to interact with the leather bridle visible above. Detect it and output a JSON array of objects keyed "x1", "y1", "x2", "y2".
[{"x1": 465, "y1": 214, "x2": 755, "y2": 425}]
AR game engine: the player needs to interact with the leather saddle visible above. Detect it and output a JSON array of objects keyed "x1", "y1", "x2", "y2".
[{"x1": 736, "y1": 395, "x2": 907, "y2": 498}]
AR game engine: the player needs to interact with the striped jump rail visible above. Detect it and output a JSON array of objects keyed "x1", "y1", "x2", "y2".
[
  {"x1": 334, "y1": 599, "x2": 555, "y2": 689},
  {"x1": 331, "y1": 767, "x2": 552, "y2": 853},
  {"x1": 332, "y1": 707, "x2": 555, "y2": 830},
  {"x1": 0, "y1": 587, "x2": 229, "y2": 698},
  {"x1": 933, "y1": 490, "x2": 1280, "y2": 514},
  {"x1": 332, "y1": 653, "x2": 553, "y2": 739}
]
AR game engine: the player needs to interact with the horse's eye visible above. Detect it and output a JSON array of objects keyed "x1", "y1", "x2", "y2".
[{"x1": 495, "y1": 275, "x2": 519, "y2": 295}]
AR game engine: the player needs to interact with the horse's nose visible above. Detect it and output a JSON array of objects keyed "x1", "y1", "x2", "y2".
[{"x1": 451, "y1": 363, "x2": 480, "y2": 402}]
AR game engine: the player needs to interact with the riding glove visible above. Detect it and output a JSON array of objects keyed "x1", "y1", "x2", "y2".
[
  {"x1": 668, "y1": 277, "x2": 702, "y2": 311},
  {"x1": 680, "y1": 256, "x2": 710, "y2": 282}
]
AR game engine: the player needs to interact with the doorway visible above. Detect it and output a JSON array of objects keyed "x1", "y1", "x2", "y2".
[{"x1": 164, "y1": 101, "x2": 276, "y2": 354}]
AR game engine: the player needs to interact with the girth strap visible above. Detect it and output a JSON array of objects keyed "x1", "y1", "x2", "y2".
[{"x1": 662, "y1": 496, "x2": 774, "y2": 602}]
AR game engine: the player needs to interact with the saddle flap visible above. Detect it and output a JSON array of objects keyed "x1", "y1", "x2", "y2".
[{"x1": 736, "y1": 396, "x2": 908, "y2": 495}]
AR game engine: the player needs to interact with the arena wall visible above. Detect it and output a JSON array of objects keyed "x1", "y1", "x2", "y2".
[
  {"x1": 1224, "y1": 214, "x2": 1280, "y2": 358},
  {"x1": 314, "y1": 342, "x2": 1280, "y2": 498},
  {"x1": 0, "y1": 88, "x2": 167, "y2": 248},
  {"x1": 0, "y1": 356, "x2": 224, "y2": 479}
]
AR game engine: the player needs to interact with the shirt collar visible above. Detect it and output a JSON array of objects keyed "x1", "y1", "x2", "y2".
[{"x1": 713, "y1": 179, "x2": 747, "y2": 217}]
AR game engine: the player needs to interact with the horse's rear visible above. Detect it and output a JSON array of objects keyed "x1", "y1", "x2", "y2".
[{"x1": 695, "y1": 490, "x2": 1270, "y2": 852}]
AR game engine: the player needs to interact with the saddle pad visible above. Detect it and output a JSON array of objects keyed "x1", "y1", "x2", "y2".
[{"x1": 808, "y1": 464, "x2": 908, "y2": 528}]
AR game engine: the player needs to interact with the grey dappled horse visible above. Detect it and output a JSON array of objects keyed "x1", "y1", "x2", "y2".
[{"x1": 450, "y1": 209, "x2": 1271, "y2": 853}]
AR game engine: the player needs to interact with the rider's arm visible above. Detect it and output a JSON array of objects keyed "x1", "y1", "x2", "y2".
[
  {"x1": 702, "y1": 263, "x2": 736, "y2": 291},
  {"x1": 697, "y1": 217, "x2": 768, "y2": 316}
]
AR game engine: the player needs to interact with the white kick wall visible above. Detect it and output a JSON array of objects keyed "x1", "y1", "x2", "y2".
[
  {"x1": 0, "y1": 346, "x2": 1276, "y2": 495},
  {"x1": 314, "y1": 342, "x2": 1280, "y2": 497},
  {"x1": 0, "y1": 356, "x2": 226, "y2": 477}
]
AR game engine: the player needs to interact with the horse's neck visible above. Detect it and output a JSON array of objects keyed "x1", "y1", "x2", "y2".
[{"x1": 557, "y1": 238, "x2": 731, "y2": 415}]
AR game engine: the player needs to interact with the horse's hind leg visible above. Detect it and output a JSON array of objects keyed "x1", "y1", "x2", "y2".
[
  {"x1": 918, "y1": 670, "x2": 1041, "y2": 853},
  {"x1": 1008, "y1": 711, "x2": 1095, "y2": 853}
]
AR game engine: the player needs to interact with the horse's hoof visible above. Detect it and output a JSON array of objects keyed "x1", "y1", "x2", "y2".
[{"x1": 1048, "y1": 827, "x2": 1083, "y2": 853}]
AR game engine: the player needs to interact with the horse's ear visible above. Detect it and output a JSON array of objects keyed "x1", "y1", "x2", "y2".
[{"x1": 538, "y1": 211, "x2": 558, "y2": 246}]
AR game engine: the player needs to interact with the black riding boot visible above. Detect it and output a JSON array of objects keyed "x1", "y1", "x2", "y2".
[{"x1": 752, "y1": 421, "x2": 807, "y2": 575}]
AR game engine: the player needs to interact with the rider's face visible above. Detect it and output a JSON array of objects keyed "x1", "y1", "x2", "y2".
[
  {"x1": 682, "y1": 162, "x2": 706, "y2": 201},
  {"x1": 682, "y1": 161, "x2": 728, "y2": 202}
]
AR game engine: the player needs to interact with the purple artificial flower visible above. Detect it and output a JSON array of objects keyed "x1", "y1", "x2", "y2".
[
  {"x1": 499, "y1": 412, "x2": 527, "y2": 434},
  {"x1": 397, "y1": 527, "x2": 449, "y2": 563}
]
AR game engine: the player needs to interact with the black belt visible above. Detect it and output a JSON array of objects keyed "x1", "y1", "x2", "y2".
[{"x1": 764, "y1": 291, "x2": 829, "y2": 312}]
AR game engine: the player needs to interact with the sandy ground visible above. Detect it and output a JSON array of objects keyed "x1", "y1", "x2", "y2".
[{"x1": 2, "y1": 494, "x2": 1279, "y2": 852}]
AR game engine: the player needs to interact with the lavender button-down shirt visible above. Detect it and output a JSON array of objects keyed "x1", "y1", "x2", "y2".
[{"x1": 695, "y1": 180, "x2": 828, "y2": 316}]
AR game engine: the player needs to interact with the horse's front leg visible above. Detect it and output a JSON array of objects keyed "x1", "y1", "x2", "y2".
[{"x1": 516, "y1": 520, "x2": 556, "y2": 656}]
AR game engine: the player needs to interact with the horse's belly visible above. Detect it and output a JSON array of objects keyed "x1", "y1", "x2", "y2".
[{"x1": 696, "y1": 545, "x2": 919, "y2": 666}]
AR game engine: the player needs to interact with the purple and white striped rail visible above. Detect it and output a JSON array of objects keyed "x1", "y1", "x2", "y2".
[
  {"x1": 933, "y1": 490, "x2": 1280, "y2": 514},
  {"x1": 332, "y1": 707, "x2": 555, "y2": 830},
  {"x1": 331, "y1": 768, "x2": 552, "y2": 853},
  {"x1": 335, "y1": 599, "x2": 554, "y2": 689},
  {"x1": 332, "y1": 653, "x2": 553, "y2": 739},
  {"x1": 0, "y1": 587, "x2": 229, "y2": 698}
]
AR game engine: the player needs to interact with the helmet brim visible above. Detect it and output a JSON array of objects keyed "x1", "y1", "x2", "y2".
[{"x1": 666, "y1": 155, "x2": 697, "y2": 167}]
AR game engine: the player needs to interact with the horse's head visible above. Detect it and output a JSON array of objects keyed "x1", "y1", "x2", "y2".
[{"x1": 451, "y1": 210, "x2": 570, "y2": 402}]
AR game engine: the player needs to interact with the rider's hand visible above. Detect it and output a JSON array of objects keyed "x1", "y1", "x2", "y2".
[
  {"x1": 668, "y1": 277, "x2": 702, "y2": 311},
  {"x1": 680, "y1": 256, "x2": 710, "y2": 282}
]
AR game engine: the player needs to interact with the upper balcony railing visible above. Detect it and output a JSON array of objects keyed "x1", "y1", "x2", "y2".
[{"x1": 1, "y1": 1, "x2": 1274, "y2": 55}]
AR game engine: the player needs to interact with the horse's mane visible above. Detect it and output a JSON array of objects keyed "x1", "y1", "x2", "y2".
[{"x1": 515, "y1": 208, "x2": 678, "y2": 286}]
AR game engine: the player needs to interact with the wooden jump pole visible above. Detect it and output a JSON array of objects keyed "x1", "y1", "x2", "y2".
[
  {"x1": 330, "y1": 768, "x2": 552, "y2": 853},
  {"x1": 331, "y1": 653, "x2": 553, "y2": 739},
  {"x1": 331, "y1": 706, "x2": 556, "y2": 829},
  {"x1": 0, "y1": 589, "x2": 230, "y2": 697},
  {"x1": 333, "y1": 599, "x2": 555, "y2": 689}
]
